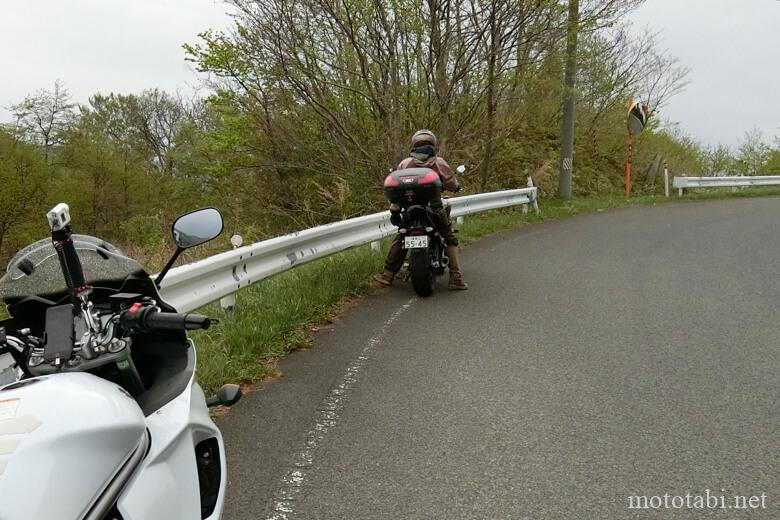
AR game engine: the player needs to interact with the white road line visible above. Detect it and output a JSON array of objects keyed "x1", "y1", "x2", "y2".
[{"x1": 265, "y1": 299, "x2": 416, "y2": 520}]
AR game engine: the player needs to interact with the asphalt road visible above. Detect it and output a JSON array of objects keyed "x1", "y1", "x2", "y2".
[{"x1": 218, "y1": 197, "x2": 780, "y2": 519}]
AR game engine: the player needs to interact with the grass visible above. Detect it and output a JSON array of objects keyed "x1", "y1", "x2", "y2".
[
  {"x1": 190, "y1": 185, "x2": 780, "y2": 395},
  {"x1": 191, "y1": 247, "x2": 384, "y2": 393}
]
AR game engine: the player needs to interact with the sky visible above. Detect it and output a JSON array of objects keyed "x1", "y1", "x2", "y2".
[
  {"x1": 0, "y1": 0, "x2": 778, "y2": 148},
  {"x1": 0, "y1": 0, "x2": 232, "y2": 116},
  {"x1": 629, "y1": 0, "x2": 780, "y2": 147}
]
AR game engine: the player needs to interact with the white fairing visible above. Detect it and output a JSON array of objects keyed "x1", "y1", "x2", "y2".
[
  {"x1": 0, "y1": 373, "x2": 146, "y2": 519},
  {"x1": 118, "y1": 378, "x2": 227, "y2": 520}
]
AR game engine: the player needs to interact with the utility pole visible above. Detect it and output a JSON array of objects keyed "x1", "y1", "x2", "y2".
[{"x1": 558, "y1": 0, "x2": 580, "y2": 199}]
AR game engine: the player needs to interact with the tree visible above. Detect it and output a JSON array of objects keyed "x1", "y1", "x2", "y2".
[
  {"x1": 0, "y1": 129, "x2": 48, "y2": 255},
  {"x1": 735, "y1": 127, "x2": 770, "y2": 175},
  {"x1": 7, "y1": 80, "x2": 75, "y2": 163},
  {"x1": 79, "y1": 90, "x2": 191, "y2": 176},
  {"x1": 703, "y1": 144, "x2": 734, "y2": 176},
  {"x1": 765, "y1": 135, "x2": 780, "y2": 174}
]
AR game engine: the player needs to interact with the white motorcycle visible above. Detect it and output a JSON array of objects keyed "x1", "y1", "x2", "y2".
[{"x1": 0, "y1": 204, "x2": 241, "y2": 519}]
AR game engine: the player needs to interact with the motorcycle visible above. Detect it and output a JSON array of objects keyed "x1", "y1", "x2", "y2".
[
  {"x1": 383, "y1": 165, "x2": 466, "y2": 297},
  {"x1": 0, "y1": 203, "x2": 241, "y2": 520}
]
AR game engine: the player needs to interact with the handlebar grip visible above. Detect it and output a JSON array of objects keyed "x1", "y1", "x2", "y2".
[
  {"x1": 120, "y1": 305, "x2": 213, "y2": 333},
  {"x1": 144, "y1": 311, "x2": 211, "y2": 331}
]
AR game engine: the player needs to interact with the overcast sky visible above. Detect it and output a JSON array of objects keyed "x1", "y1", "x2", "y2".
[
  {"x1": 0, "y1": 0, "x2": 232, "y2": 116},
  {"x1": 1, "y1": 0, "x2": 778, "y2": 148},
  {"x1": 630, "y1": 0, "x2": 780, "y2": 147}
]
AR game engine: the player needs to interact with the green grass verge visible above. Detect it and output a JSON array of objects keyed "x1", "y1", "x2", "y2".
[
  {"x1": 190, "y1": 185, "x2": 780, "y2": 394},
  {"x1": 191, "y1": 247, "x2": 384, "y2": 393}
]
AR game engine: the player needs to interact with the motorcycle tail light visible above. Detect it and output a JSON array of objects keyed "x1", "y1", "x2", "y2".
[{"x1": 410, "y1": 229, "x2": 422, "y2": 236}]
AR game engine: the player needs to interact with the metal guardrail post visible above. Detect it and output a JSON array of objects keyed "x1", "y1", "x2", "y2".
[
  {"x1": 219, "y1": 234, "x2": 243, "y2": 310},
  {"x1": 526, "y1": 176, "x2": 540, "y2": 213},
  {"x1": 664, "y1": 162, "x2": 669, "y2": 198},
  {"x1": 522, "y1": 181, "x2": 529, "y2": 214},
  {"x1": 370, "y1": 241, "x2": 381, "y2": 252}
]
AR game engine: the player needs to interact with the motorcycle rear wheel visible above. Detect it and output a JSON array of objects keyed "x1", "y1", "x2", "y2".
[{"x1": 409, "y1": 249, "x2": 434, "y2": 297}]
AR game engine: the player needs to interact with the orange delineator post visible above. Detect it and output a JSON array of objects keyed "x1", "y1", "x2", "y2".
[{"x1": 625, "y1": 132, "x2": 633, "y2": 198}]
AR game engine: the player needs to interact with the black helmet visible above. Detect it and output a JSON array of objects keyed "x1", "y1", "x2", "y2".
[{"x1": 410, "y1": 129, "x2": 437, "y2": 150}]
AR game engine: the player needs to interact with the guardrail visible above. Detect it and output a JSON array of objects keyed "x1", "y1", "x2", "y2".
[
  {"x1": 159, "y1": 185, "x2": 538, "y2": 312},
  {"x1": 673, "y1": 175, "x2": 780, "y2": 196}
]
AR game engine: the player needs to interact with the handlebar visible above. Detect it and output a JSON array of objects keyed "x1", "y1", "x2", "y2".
[
  {"x1": 120, "y1": 305, "x2": 212, "y2": 333},
  {"x1": 0, "y1": 303, "x2": 214, "y2": 380}
]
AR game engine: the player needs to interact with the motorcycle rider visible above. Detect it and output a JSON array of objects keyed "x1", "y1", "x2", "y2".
[{"x1": 374, "y1": 129, "x2": 468, "y2": 290}]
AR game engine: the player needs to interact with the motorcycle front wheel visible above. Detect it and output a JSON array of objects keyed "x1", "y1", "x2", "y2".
[{"x1": 409, "y1": 248, "x2": 434, "y2": 297}]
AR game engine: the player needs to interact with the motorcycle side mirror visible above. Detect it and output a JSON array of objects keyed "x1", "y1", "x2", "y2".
[
  {"x1": 206, "y1": 384, "x2": 242, "y2": 408},
  {"x1": 455, "y1": 164, "x2": 467, "y2": 175},
  {"x1": 155, "y1": 207, "x2": 224, "y2": 288},
  {"x1": 172, "y1": 208, "x2": 224, "y2": 249}
]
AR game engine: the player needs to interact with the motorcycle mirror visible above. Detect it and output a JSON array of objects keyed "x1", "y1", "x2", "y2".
[
  {"x1": 455, "y1": 164, "x2": 467, "y2": 175},
  {"x1": 172, "y1": 208, "x2": 224, "y2": 249},
  {"x1": 155, "y1": 207, "x2": 224, "y2": 288},
  {"x1": 206, "y1": 384, "x2": 242, "y2": 408}
]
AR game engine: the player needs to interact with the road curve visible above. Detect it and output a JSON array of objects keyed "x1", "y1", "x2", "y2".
[{"x1": 219, "y1": 197, "x2": 780, "y2": 519}]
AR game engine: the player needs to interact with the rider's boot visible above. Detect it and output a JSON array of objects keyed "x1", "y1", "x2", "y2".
[
  {"x1": 446, "y1": 245, "x2": 469, "y2": 290},
  {"x1": 374, "y1": 269, "x2": 396, "y2": 287}
]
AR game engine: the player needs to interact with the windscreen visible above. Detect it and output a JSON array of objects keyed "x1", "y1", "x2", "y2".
[{"x1": 0, "y1": 235, "x2": 146, "y2": 301}]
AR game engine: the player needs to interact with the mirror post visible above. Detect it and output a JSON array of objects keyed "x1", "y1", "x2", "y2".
[
  {"x1": 154, "y1": 247, "x2": 183, "y2": 288},
  {"x1": 625, "y1": 100, "x2": 649, "y2": 198},
  {"x1": 625, "y1": 132, "x2": 633, "y2": 198}
]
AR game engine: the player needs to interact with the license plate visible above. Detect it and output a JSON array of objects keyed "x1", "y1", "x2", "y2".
[{"x1": 404, "y1": 235, "x2": 429, "y2": 249}]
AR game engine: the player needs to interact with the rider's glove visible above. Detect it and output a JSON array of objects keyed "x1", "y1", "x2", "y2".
[{"x1": 390, "y1": 210, "x2": 402, "y2": 227}]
